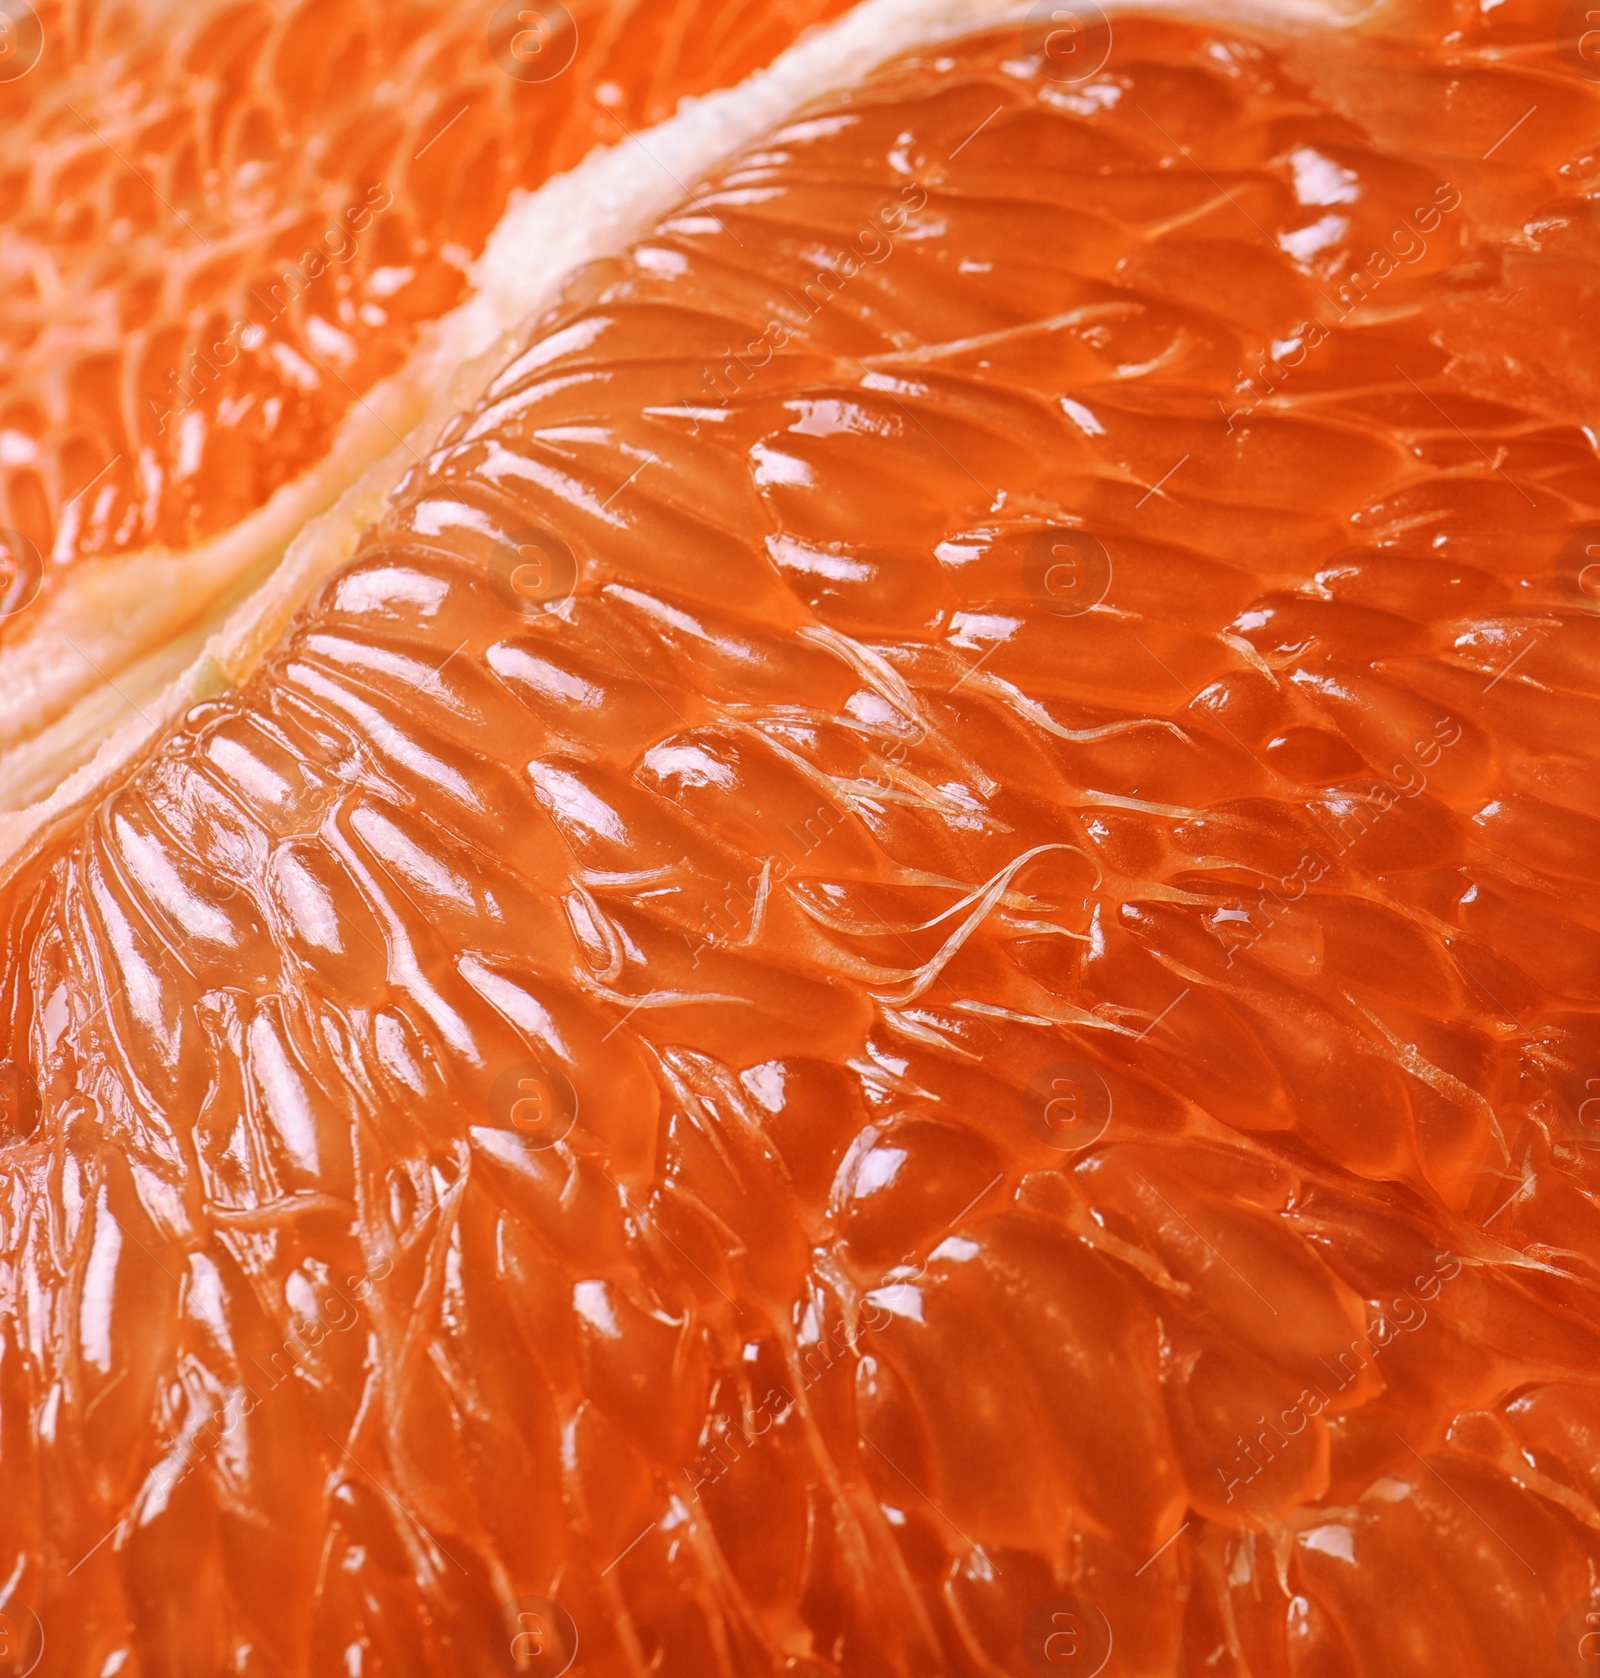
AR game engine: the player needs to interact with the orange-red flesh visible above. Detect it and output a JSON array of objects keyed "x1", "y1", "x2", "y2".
[
  {"x1": 0, "y1": 0, "x2": 853, "y2": 604},
  {"x1": 2, "y1": 6, "x2": 1600, "y2": 1676}
]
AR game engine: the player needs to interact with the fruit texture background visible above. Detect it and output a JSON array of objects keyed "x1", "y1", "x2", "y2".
[{"x1": 2, "y1": 0, "x2": 1600, "y2": 1675}]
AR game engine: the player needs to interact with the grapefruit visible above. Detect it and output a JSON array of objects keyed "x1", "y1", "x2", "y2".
[
  {"x1": 0, "y1": 0, "x2": 855, "y2": 809},
  {"x1": 1, "y1": 0, "x2": 1599, "y2": 1674}
]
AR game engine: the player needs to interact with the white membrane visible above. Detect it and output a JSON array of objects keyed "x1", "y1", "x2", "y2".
[{"x1": 0, "y1": 0, "x2": 1363, "y2": 886}]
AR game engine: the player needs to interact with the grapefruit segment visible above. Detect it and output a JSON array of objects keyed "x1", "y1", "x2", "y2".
[
  {"x1": 0, "y1": 0, "x2": 857, "y2": 573},
  {"x1": 2, "y1": 2, "x2": 1600, "y2": 1675},
  {"x1": 0, "y1": 0, "x2": 861, "y2": 811}
]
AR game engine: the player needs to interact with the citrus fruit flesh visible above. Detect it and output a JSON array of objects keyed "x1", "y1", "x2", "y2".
[
  {"x1": 2, "y1": 3, "x2": 1600, "y2": 1675},
  {"x1": 0, "y1": 0, "x2": 854, "y2": 577},
  {"x1": 0, "y1": 0, "x2": 855, "y2": 806}
]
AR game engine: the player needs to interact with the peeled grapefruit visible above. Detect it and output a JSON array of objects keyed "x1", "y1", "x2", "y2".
[{"x1": 1, "y1": 0, "x2": 1599, "y2": 1674}]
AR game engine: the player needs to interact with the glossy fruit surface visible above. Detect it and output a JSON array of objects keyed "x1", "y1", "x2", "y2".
[
  {"x1": 0, "y1": 0, "x2": 851, "y2": 589},
  {"x1": 2, "y1": 3, "x2": 1600, "y2": 1675}
]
